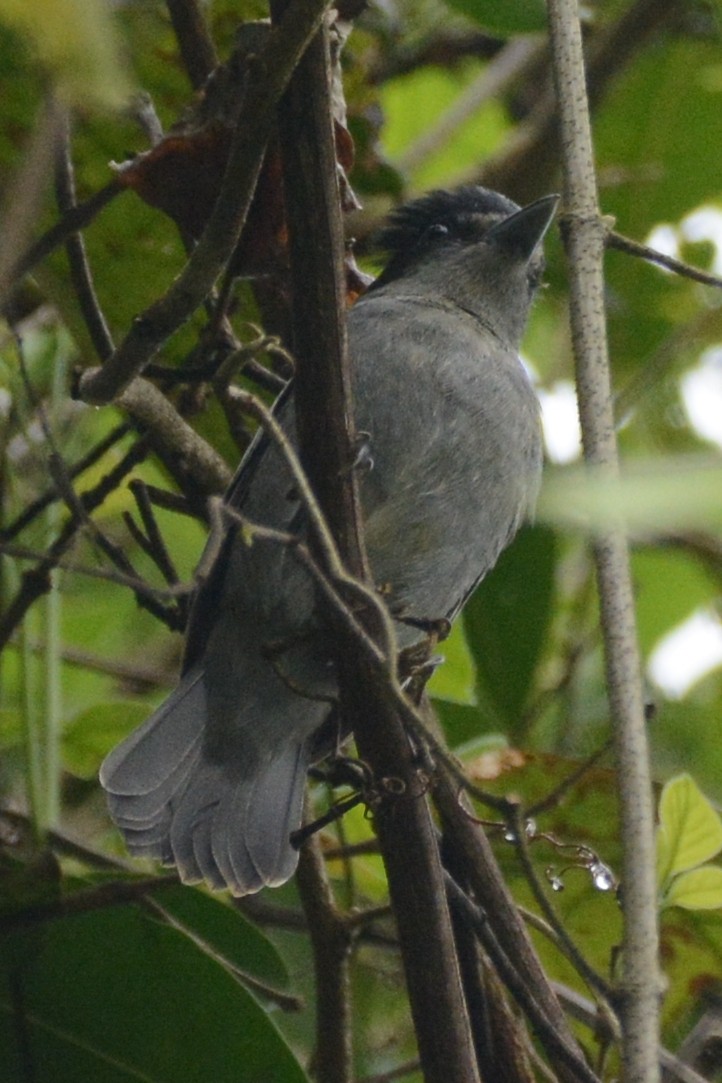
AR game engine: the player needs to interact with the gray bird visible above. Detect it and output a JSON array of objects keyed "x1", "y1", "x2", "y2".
[{"x1": 100, "y1": 186, "x2": 557, "y2": 896}]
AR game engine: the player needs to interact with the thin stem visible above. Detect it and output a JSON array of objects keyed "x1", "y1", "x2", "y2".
[
  {"x1": 11, "y1": 179, "x2": 122, "y2": 285},
  {"x1": 19, "y1": 610, "x2": 45, "y2": 841},
  {"x1": 1, "y1": 422, "x2": 132, "y2": 543},
  {"x1": 607, "y1": 230, "x2": 722, "y2": 290},
  {"x1": 0, "y1": 439, "x2": 150, "y2": 651},
  {"x1": 42, "y1": 343, "x2": 66, "y2": 828},
  {"x1": 444, "y1": 875, "x2": 602, "y2": 1083},
  {"x1": 54, "y1": 111, "x2": 115, "y2": 361}
]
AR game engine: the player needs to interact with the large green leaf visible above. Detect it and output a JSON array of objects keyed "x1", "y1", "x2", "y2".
[
  {"x1": 427, "y1": 617, "x2": 477, "y2": 705},
  {"x1": 148, "y1": 883, "x2": 291, "y2": 991},
  {"x1": 0, "y1": 901, "x2": 308, "y2": 1083},
  {"x1": 463, "y1": 524, "x2": 557, "y2": 736},
  {"x1": 596, "y1": 36, "x2": 722, "y2": 235},
  {"x1": 657, "y1": 773, "x2": 722, "y2": 883}
]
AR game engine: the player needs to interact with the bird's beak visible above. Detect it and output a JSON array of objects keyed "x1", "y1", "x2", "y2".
[{"x1": 487, "y1": 194, "x2": 560, "y2": 261}]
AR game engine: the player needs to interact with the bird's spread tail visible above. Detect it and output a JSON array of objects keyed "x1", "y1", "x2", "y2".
[{"x1": 100, "y1": 667, "x2": 310, "y2": 895}]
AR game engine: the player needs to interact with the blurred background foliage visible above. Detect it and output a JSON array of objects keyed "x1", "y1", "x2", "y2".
[{"x1": 1, "y1": 0, "x2": 722, "y2": 1080}]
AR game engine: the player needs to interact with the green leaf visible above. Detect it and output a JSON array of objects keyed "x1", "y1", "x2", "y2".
[
  {"x1": 379, "y1": 61, "x2": 509, "y2": 189},
  {"x1": 444, "y1": 0, "x2": 546, "y2": 34},
  {"x1": 0, "y1": 0, "x2": 132, "y2": 108},
  {"x1": 662, "y1": 866, "x2": 722, "y2": 911},
  {"x1": 428, "y1": 617, "x2": 477, "y2": 705},
  {"x1": 463, "y1": 524, "x2": 557, "y2": 735},
  {"x1": 657, "y1": 774, "x2": 722, "y2": 885},
  {"x1": 0, "y1": 904, "x2": 309, "y2": 1082},
  {"x1": 596, "y1": 35, "x2": 722, "y2": 236},
  {"x1": 152, "y1": 883, "x2": 290, "y2": 992},
  {"x1": 632, "y1": 546, "x2": 719, "y2": 660},
  {"x1": 62, "y1": 701, "x2": 153, "y2": 779}
]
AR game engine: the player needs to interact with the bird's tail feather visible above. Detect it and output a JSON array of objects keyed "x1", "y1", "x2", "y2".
[{"x1": 100, "y1": 666, "x2": 309, "y2": 895}]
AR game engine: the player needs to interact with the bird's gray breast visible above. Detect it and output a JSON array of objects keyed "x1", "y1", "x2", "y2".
[{"x1": 348, "y1": 293, "x2": 542, "y2": 631}]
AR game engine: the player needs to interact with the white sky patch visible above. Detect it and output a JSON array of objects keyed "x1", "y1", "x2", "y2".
[
  {"x1": 645, "y1": 223, "x2": 680, "y2": 265},
  {"x1": 648, "y1": 608, "x2": 722, "y2": 699},
  {"x1": 681, "y1": 346, "x2": 722, "y2": 448},
  {"x1": 532, "y1": 207, "x2": 722, "y2": 698},
  {"x1": 646, "y1": 206, "x2": 722, "y2": 272},
  {"x1": 643, "y1": 206, "x2": 722, "y2": 695},
  {"x1": 538, "y1": 380, "x2": 582, "y2": 463}
]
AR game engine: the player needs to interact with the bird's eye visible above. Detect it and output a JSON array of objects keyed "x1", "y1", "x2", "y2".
[{"x1": 426, "y1": 223, "x2": 449, "y2": 239}]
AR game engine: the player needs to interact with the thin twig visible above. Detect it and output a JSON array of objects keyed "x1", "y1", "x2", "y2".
[
  {"x1": 10, "y1": 636, "x2": 173, "y2": 688},
  {"x1": 0, "y1": 539, "x2": 191, "y2": 601},
  {"x1": 398, "y1": 36, "x2": 544, "y2": 178},
  {"x1": 127, "y1": 479, "x2": 181, "y2": 586},
  {"x1": 143, "y1": 897, "x2": 303, "y2": 1012},
  {"x1": 0, "y1": 439, "x2": 150, "y2": 651},
  {"x1": 527, "y1": 739, "x2": 612, "y2": 817},
  {"x1": 607, "y1": 231, "x2": 722, "y2": 289},
  {"x1": 0, "y1": 422, "x2": 132, "y2": 542},
  {"x1": 54, "y1": 111, "x2": 115, "y2": 361},
  {"x1": 444, "y1": 875, "x2": 602, "y2": 1083},
  {"x1": 10, "y1": 178, "x2": 123, "y2": 285},
  {"x1": 509, "y1": 805, "x2": 614, "y2": 1004},
  {"x1": 0, "y1": 875, "x2": 179, "y2": 932}
]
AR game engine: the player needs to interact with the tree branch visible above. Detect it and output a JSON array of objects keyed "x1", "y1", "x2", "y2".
[
  {"x1": 115, "y1": 377, "x2": 231, "y2": 497},
  {"x1": 269, "y1": 9, "x2": 479, "y2": 1080},
  {"x1": 546, "y1": 2, "x2": 661, "y2": 1080},
  {"x1": 77, "y1": 0, "x2": 332, "y2": 406},
  {"x1": 295, "y1": 817, "x2": 353, "y2": 1083},
  {"x1": 165, "y1": 0, "x2": 218, "y2": 90}
]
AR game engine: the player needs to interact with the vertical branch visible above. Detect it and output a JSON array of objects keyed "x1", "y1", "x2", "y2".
[
  {"x1": 165, "y1": 0, "x2": 218, "y2": 90},
  {"x1": 545, "y1": 2, "x2": 661, "y2": 1081},
  {"x1": 435, "y1": 774, "x2": 586, "y2": 1083},
  {"x1": 295, "y1": 827, "x2": 352, "y2": 1083},
  {"x1": 269, "y1": 10, "x2": 480, "y2": 1082}
]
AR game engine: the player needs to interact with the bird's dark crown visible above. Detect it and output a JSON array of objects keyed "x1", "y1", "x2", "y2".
[
  {"x1": 370, "y1": 186, "x2": 521, "y2": 290},
  {"x1": 376, "y1": 186, "x2": 519, "y2": 252}
]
